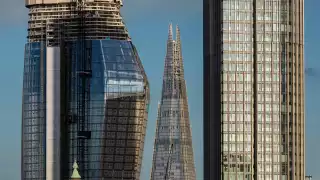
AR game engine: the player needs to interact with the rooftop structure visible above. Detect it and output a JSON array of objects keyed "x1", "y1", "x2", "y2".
[{"x1": 26, "y1": 0, "x2": 128, "y2": 46}]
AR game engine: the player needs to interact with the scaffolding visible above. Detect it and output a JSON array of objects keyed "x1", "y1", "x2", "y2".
[{"x1": 26, "y1": 0, "x2": 129, "y2": 45}]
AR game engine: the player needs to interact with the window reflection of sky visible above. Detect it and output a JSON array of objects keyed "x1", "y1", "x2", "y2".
[
  {"x1": 92, "y1": 40, "x2": 145, "y2": 95},
  {"x1": 22, "y1": 40, "x2": 148, "y2": 178}
]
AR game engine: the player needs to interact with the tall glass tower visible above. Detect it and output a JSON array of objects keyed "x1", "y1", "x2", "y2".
[
  {"x1": 21, "y1": 0, "x2": 149, "y2": 180},
  {"x1": 204, "y1": 0, "x2": 305, "y2": 180},
  {"x1": 150, "y1": 24, "x2": 196, "y2": 180}
]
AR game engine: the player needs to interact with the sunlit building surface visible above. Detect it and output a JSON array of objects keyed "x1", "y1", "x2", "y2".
[
  {"x1": 21, "y1": 0, "x2": 149, "y2": 180},
  {"x1": 204, "y1": 0, "x2": 305, "y2": 180},
  {"x1": 150, "y1": 24, "x2": 196, "y2": 180}
]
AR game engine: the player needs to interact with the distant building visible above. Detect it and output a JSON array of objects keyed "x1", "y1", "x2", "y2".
[{"x1": 150, "y1": 24, "x2": 196, "y2": 180}]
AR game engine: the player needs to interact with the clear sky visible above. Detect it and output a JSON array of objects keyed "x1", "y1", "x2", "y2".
[{"x1": 0, "y1": 0, "x2": 318, "y2": 179}]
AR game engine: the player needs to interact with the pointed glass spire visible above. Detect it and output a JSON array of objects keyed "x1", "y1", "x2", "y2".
[
  {"x1": 71, "y1": 159, "x2": 81, "y2": 179},
  {"x1": 175, "y1": 25, "x2": 180, "y2": 44},
  {"x1": 174, "y1": 24, "x2": 185, "y2": 80},
  {"x1": 175, "y1": 24, "x2": 181, "y2": 57},
  {"x1": 163, "y1": 23, "x2": 175, "y2": 93},
  {"x1": 150, "y1": 23, "x2": 196, "y2": 180},
  {"x1": 168, "y1": 23, "x2": 173, "y2": 41}
]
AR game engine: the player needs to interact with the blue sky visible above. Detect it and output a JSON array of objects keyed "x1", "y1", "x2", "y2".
[
  {"x1": 304, "y1": 1, "x2": 320, "y2": 178},
  {"x1": 0, "y1": 0, "x2": 319, "y2": 179}
]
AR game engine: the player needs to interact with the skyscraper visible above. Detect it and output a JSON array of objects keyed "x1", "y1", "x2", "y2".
[
  {"x1": 150, "y1": 24, "x2": 196, "y2": 180},
  {"x1": 204, "y1": 0, "x2": 305, "y2": 180},
  {"x1": 21, "y1": 0, "x2": 149, "y2": 180}
]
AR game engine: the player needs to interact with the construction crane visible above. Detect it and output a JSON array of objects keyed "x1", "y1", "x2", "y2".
[
  {"x1": 305, "y1": 68, "x2": 317, "y2": 77},
  {"x1": 164, "y1": 143, "x2": 174, "y2": 180},
  {"x1": 305, "y1": 175, "x2": 313, "y2": 180}
]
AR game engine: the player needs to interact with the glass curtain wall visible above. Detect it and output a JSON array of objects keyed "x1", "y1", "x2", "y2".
[
  {"x1": 280, "y1": 0, "x2": 305, "y2": 179},
  {"x1": 22, "y1": 42, "x2": 46, "y2": 179},
  {"x1": 255, "y1": 1, "x2": 281, "y2": 179},
  {"x1": 66, "y1": 39, "x2": 149, "y2": 180},
  {"x1": 221, "y1": 0, "x2": 282, "y2": 179}
]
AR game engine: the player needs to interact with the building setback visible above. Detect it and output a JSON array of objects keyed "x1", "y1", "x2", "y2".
[
  {"x1": 21, "y1": 0, "x2": 149, "y2": 179},
  {"x1": 150, "y1": 24, "x2": 196, "y2": 180},
  {"x1": 204, "y1": 0, "x2": 305, "y2": 180}
]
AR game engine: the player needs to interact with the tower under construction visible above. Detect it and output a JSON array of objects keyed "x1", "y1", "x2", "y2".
[
  {"x1": 150, "y1": 24, "x2": 196, "y2": 180},
  {"x1": 21, "y1": 0, "x2": 150, "y2": 179}
]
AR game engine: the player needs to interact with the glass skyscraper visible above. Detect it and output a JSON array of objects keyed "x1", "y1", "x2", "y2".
[
  {"x1": 204, "y1": 0, "x2": 305, "y2": 180},
  {"x1": 21, "y1": 0, "x2": 149, "y2": 180},
  {"x1": 150, "y1": 24, "x2": 196, "y2": 180}
]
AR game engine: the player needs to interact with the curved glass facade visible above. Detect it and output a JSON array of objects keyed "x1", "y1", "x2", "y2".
[
  {"x1": 64, "y1": 39, "x2": 149, "y2": 179},
  {"x1": 22, "y1": 42, "x2": 46, "y2": 179},
  {"x1": 23, "y1": 1, "x2": 150, "y2": 179},
  {"x1": 22, "y1": 39, "x2": 149, "y2": 180}
]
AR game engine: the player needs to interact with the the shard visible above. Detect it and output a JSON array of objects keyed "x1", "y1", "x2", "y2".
[
  {"x1": 150, "y1": 24, "x2": 196, "y2": 180},
  {"x1": 21, "y1": 0, "x2": 149, "y2": 179}
]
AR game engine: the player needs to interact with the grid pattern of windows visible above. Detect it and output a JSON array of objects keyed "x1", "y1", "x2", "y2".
[
  {"x1": 255, "y1": 1, "x2": 282, "y2": 180},
  {"x1": 221, "y1": 1, "x2": 282, "y2": 180},
  {"x1": 22, "y1": 42, "x2": 46, "y2": 179},
  {"x1": 66, "y1": 40, "x2": 149, "y2": 179},
  {"x1": 204, "y1": 0, "x2": 304, "y2": 179},
  {"x1": 279, "y1": 1, "x2": 305, "y2": 179}
]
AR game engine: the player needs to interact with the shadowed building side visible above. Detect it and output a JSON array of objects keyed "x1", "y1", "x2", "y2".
[{"x1": 64, "y1": 40, "x2": 150, "y2": 180}]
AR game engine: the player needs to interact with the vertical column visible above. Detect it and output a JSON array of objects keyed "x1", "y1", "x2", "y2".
[{"x1": 46, "y1": 47, "x2": 61, "y2": 180}]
